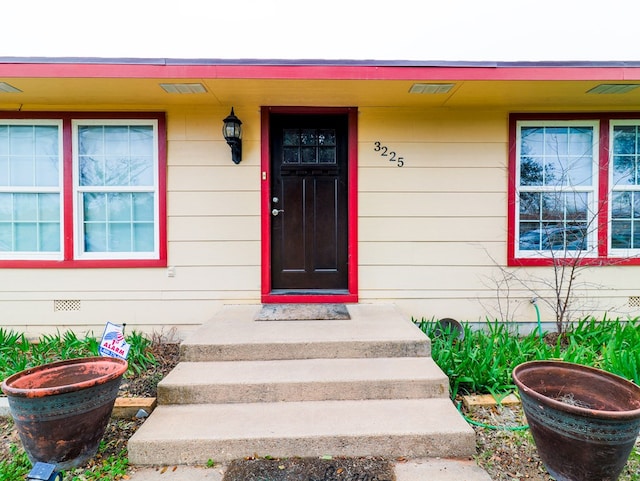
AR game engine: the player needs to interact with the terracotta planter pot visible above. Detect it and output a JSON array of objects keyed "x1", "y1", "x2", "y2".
[
  {"x1": 1, "y1": 357, "x2": 127, "y2": 471},
  {"x1": 513, "y1": 360, "x2": 640, "y2": 481}
]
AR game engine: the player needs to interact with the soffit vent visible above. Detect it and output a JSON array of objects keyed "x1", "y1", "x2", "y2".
[
  {"x1": 587, "y1": 84, "x2": 640, "y2": 94},
  {"x1": 0, "y1": 82, "x2": 22, "y2": 93},
  {"x1": 409, "y1": 83, "x2": 455, "y2": 94},
  {"x1": 159, "y1": 83, "x2": 207, "y2": 94}
]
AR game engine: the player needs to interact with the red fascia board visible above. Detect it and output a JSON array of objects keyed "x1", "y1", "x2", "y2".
[{"x1": 3, "y1": 62, "x2": 640, "y2": 81}]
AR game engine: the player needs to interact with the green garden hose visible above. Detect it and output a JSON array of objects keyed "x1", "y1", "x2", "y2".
[{"x1": 456, "y1": 401, "x2": 529, "y2": 432}]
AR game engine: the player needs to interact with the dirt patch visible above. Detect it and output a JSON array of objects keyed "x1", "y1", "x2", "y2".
[
  {"x1": 223, "y1": 457, "x2": 394, "y2": 481},
  {"x1": 119, "y1": 342, "x2": 180, "y2": 398}
]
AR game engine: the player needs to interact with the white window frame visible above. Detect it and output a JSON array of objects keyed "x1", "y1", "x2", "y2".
[
  {"x1": 514, "y1": 120, "x2": 600, "y2": 259},
  {"x1": 0, "y1": 119, "x2": 64, "y2": 261},
  {"x1": 72, "y1": 119, "x2": 160, "y2": 260},
  {"x1": 608, "y1": 119, "x2": 640, "y2": 258}
]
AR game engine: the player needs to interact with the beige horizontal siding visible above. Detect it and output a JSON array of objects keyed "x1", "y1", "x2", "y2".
[{"x1": 3, "y1": 105, "x2": 640, "y2": 337}]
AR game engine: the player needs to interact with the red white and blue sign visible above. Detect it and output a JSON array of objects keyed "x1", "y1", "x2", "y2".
[{"x1": 99, "y1": 322, "x2": 130, "y2": 360}]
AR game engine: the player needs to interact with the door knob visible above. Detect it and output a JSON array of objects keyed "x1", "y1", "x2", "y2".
[{"x1": 272, "y1": 208, "x2": 284, "y2": 216}]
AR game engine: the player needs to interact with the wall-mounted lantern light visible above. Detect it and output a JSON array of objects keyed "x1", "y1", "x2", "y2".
[{"x1": 222, "y1": 107, "x2": 242, "y2": 164}]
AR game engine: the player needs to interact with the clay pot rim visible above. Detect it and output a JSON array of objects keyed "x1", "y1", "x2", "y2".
[
  {"x1": 513, "y1": 360, "x2": 640, "y2": 420},
  {"x1": 1, "y1": 356, "x2": 128, "y2": 398}
]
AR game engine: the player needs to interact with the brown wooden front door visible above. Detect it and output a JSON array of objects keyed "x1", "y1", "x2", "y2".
[{"x1": 270, "y1": 113, "x2": 349, "y2": 293}]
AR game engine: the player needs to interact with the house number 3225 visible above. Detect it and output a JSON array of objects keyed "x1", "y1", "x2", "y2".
[{"x1": 373, "y1": 141, "x2": 404, "y2": 167}]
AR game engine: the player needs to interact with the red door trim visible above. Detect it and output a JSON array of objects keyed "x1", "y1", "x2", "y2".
[{"x1": 260, "y1": 106, "x2": 358, "y2": 303}]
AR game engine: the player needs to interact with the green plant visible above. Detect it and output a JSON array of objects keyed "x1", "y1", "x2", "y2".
[
  {"x1": 416, "y1": 315, "x2": 640, "y2": 398},
  {"x1": 69, "y1": 449, "x2": 129, "y2": 480},
  {"x1": 0, "y1": 329, "x2": 157, "y2": 382},
  {"x1": 124, "y1": 331, "x2": 157, "y2": 376},
  {"x1": 0, "y1": 444, "x2": 31, "y2": 480}
]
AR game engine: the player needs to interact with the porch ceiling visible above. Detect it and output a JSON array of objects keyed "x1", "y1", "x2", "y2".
[{"x1": 2, "y1": 69, "x2": 640, "y2": 111}]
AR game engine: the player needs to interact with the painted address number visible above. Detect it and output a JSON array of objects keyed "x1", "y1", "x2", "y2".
[{"x1": 373, "y1": 141, "x2": 404, "y2": 167}]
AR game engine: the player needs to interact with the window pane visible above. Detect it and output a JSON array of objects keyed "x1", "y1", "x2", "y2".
[
  {"x1": 133, "y1": 223, "x2": 154, "y2": 251},
  {"x1": 520, "y1": 157, "x2": 544, "y2": 186},
  {"x1": 521, "y1": 127, "x2": 544, "y2": 156},
  {"x1": 613, "y1": 126, "x2": 637, "y2": 154},
  {"x1": 0, "y1": 223, "x2": 10, "y2": 251},
  {"x1": 612, "y1": 221, "x2": 631, "y2": 248},
  {"x1": 14, "y1": 194, "x2": 37, "y2": 221},
  {"x1": 0, "y1": 126, "x2": 7, "y2": 154},
  {"x1": 78, "y1": 126, "x2": 105, "y2": 156},
  {"x1": 566, "y1": 155, "x2": 593, "y2": 186},
  {"x1": 130, "y1": 156, "x2": 154, "y2": 186},
  {"x1": 301, "y1": 147, "x2": 316, "y2": 163},
  {"x1": 283, "y1": 129, "x2": 299, "y2": 146},
  {"x1": 108, "y1": 223, "x2": 132, "y2": 252},
  {"x1": 14, "y1": 223, "x2": 37, "y2": 251},
  {"x1": 541, "y1": 193, "x2": 564, "y2": 221},
  {"x1": 78, "y1": 124, "x2": 155, "y2": 187},
  {"x1": 133, "y1": 193, "x2": 154, "y2": 221},
  {"x1": 300, "y1": 129, "x2": 316, "y2": 145},
  {"x1": 108, "y1": 193, "x2": 132, "y2": 222},
  {"x1": 35, "y1": 155, "x2": 59, "y2": 186},
  {"x1": 79, "y1": 156, "x2": 105, "y2": 186},
  {"x1": 283, "y1": 147, "x2": 298, "y2": 163},
  {"x1": 612, "y1": 155, "x2": 635, "y2": 186},
  {"x1": 0, "y1": 155, "x2": 7, "y2": 185},
  {"x1": 568, "y1": 127, "x2": 593, "y2": 157},
  {"x1": 9, "y1": 126, "x2": 34, "y2": 156},
  {"x1": 130, "y1": 126, "x2": 154, "y2": 156},
  {"x1": 519, "y1": 223, "x2": 542, "y2": 250},
  {"x1": 10, "y1": 156, "x2": 34, "y2": 186},
  {"x1": 39, "y1": 223, "x2": 60, "y2": 251},
  {"x1": 76, "y1": 121, "x2": 158, "y2": 258},
  {"x1": 104, "y1": 126, "x2": 129, "y2": 156},
  {"x1": 612, "y1": 192, "x2": 631, "y2": 219},
  {"x1": 84, "y1": 223, "x2": 107, "y2": 252},
  {"x1": 566, "y1": 192, "x2": 588, "y2": 221},
  {"x1": 84, "y1": 193, "x2": 107, "y2": 221},
  {"x1": 318, "y1": 147, "x2": 336, "y2": 163},
  {"x1": 545, "y1": 127, "x2": 569, "y2": 156},
  {"x1": 39, "y1": 194, "x2": 60, "y2": 221},
  {"x1": 318, "y1": 129, "x2": 336, "y2": 145},
  {"x1": 0, "y1": 193, "x2": 10, "y2": 221},
  {"x1": 34, "y1": 125, "x2": 59, "y2": 156},
  {"x1": 2, "y1": 125, "x2": 61, "y2": 188},
  {"x1": 519, "y1": 192, "x2": 541, "y2": 220}
]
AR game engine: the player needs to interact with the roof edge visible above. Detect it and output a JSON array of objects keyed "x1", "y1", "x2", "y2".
[{"x1": 1, "y1": 56, "x2": 640, "y2": 68}]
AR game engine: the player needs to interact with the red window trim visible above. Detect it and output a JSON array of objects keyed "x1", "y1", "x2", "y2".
[
  {"x1": 508, "y1": 112, "x2": 640, "y2": 267},
  {"x1": 0, "y1": 112, "x2": 167, "y2": 268}
]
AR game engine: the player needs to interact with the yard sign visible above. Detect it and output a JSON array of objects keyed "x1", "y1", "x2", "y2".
[{"x1": 99, "y1": 322, "x2": 131, "y2": 360}]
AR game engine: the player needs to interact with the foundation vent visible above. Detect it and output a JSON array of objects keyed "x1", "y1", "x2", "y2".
[
  {"x1": 629, "y1": 296, "x2": 640, "y2": 308},
  {"x1": 54, "y1": 299, "x2": 81, "y2": 312}
]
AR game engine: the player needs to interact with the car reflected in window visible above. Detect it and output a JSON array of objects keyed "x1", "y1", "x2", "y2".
[{"x1": 519, "y1": 226, "x2": 587, "y2": 251}]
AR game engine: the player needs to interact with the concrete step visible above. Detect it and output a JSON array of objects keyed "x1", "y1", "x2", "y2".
[
  {"x1": 179, "y1": 304, "x2": 430, "y2": 362},
  {"x1": 158, "y1": 357, "x2": 449, "y2": 404},
  {"x1": 127, "y1": 398, "x2": 475, "y2": 465},
  {"x1": 126, "y1": 458, "x2": 493, "y2": 481}
]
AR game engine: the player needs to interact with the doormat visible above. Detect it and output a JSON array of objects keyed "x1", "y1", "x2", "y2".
[
  {"x1": 255, "y1": 304, "x2": 350, "y2": 321},
  {"x1": 222, "y1": 457, "x2": 394, "y2": 481}
]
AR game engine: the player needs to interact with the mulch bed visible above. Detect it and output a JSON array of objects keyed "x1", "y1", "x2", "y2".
[{"x1": 223, "y1": 457, "x2": 393, "y2": 481}]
